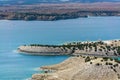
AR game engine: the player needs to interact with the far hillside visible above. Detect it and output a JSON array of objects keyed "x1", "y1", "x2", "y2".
[{"x1": 0, "y1": 0, "x2": 120, "y2": 5}]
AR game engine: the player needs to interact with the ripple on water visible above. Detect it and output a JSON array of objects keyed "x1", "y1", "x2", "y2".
[
  {"x1": 12, "y1": 50, "x2": 19, "y2": 53},
  {"x1": 24, "y1": 78, "x2": 32, "y2": 80},
  {"x1": 33, "y1": 67, "x2": 40, "y2": 71}
]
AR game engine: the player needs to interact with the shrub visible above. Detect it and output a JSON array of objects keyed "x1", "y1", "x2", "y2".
[
  {"x1": 113, "y1": 69, "x2": 117, "y2": 72},
  {"x1": 85, "y1": 56, "x2": 91, "y2": 62},
  {"x1": 101, "y1": 60, "x2": 103, "y2": 62},
  {"x1": 96, "y1": 63, "x2": 100, "y2": 66},
  {"x1": 94, "y1": 57, "x2": 98, "y2": 59},
  {"x1": 99, "y1": 49, "x2": 102, "y2": 51},
  {"x1": 108, "y1": 63, "x2": 113, "y2": 65},
  {"x1": 83, "y1": 56, "x2": 85, "y2": 58},
  {"x1": 111, "y1": 66, "x2": 113, "y2": 69},
  {"x1": 103, "y1": 57, "x2": 109, "y2": 61},
  {"x1": 110, "y1": 58, "x2": 113, "y2": 61},
  {"x1": 105, "y1": 62, "x2": 109, "y2": 65},
  {"x1": 90, "y1": 62, "x2": 92, "y2": 64},
  {"x1": 113, "y1": 64, "x2": 118, "y2": 67}
]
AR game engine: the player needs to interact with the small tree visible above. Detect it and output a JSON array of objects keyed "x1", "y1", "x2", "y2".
[{"x1": 85, "y1": 56, "x2": 91, "y2": 62}]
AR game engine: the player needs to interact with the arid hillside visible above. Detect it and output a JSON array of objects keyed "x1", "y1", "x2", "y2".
[
  {"x1": 32, "y1": 56, "x2": 120, "y2": 80},
  {"x1": 0, "y1": 0, "x2": 120, "y2": 5}
]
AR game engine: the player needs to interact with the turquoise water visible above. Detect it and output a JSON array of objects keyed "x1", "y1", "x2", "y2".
[{"x1": 0, "y1": 17, "x2": 120, "y2": 80}]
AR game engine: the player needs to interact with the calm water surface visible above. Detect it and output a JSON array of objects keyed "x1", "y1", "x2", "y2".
[{"x1": 0, "y1": 17, "x2": 120, "y2": 80}]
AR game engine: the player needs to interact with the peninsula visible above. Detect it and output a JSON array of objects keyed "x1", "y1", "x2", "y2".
[
  {"x1": 0, "y1": 3, "x2": 120, "y2": 21},
  {"x1": 18, "y1": 40, "x2": 120, "y2": 56}
]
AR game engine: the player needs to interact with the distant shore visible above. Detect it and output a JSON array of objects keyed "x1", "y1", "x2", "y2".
[{"x1": 0, "y1": 3, "x2": 120, "y2": 21}]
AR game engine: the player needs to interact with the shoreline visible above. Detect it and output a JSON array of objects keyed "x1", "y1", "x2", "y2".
[
  {"x1": 0, "y1": 15, "x2": 120, "y2": 21},
  {"x1": 0, "y1": 14, "x2": 119, "y2": 21}
]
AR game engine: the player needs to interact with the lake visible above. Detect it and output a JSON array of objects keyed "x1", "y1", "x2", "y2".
[{"x1": 0, "y1": 17, "x2": 120, "y2": 80}]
